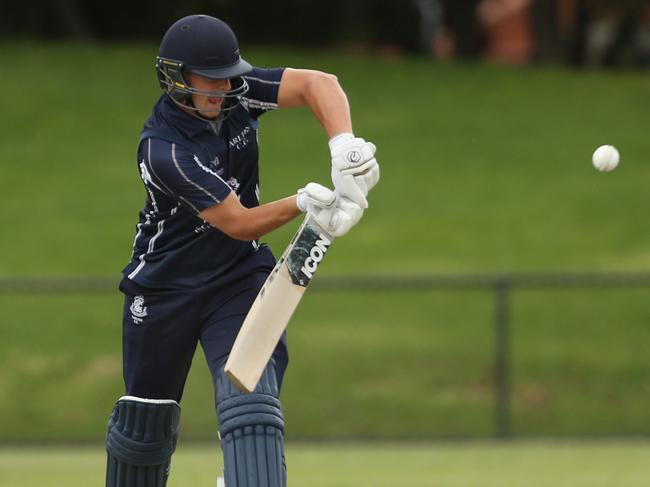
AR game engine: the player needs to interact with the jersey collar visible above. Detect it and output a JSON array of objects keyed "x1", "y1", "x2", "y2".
[{"x1": 160, "y1": 94, "x2": 220, "y2": 137}]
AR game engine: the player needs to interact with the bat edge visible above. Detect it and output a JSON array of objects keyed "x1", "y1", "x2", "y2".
[{"x1": 224, "y1": 367, "x2": 255, "y2": 394}]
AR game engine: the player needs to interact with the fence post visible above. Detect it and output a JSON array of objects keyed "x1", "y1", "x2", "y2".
[{"x1": 494, "y1": 277, "x2": 511, "y2": 438}]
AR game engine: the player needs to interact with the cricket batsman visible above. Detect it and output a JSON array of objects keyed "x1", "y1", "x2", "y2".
[{"x1": 104, "y1": 14, "x2": 380, "y2": 487}]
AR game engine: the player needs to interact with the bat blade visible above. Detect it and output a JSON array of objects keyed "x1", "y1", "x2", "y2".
[{"x1": 225, "y1": 215, "x2": 333, "y2": 393}]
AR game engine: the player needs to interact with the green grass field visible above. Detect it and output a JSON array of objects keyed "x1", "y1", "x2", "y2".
[
  {"x1": 2, "y1": 288, "x2": 649, "y2": 441},
  {"x1": 1, "y1": 43, "x2": 650, "y2": 442},
  {"x1": 2, "y1": 441, "x2": 650, "y2": 487},
  {"x1": 2, "y1": 43, "x2": 650, "y2": 275}
]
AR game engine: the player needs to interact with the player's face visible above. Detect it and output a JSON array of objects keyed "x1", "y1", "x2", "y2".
[{"x1": 186, "y1": 73, "x2": 232, "y2": 119}]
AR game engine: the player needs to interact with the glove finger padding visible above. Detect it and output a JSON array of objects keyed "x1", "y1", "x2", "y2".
[
  {"x1": 303, "y1": 182, "x2": 336, "y2": 207},
  {"x1": 330, "y1": 137, "x2": 380, "y2": 207},
  {"x1": 331, "y1": 167, "x2": 369, "y2": 209},
  {"x1": 363, "y1": 160, "x2": 380, "y2": 192},
  {"x1": 337, "y1": 158, "x2": 380, "y2": 194},
  {"x1": 336, "y1": 157, "x2": 377, "y2": 176},
  {"x1": 310, "y1": 205, "x2": 353, "y2": 238},
  {"x1": 361, "y1": 143, "x2": 376, "y2": 163},
  {"x1": 329, "y1": 208, "x2": 353, "y2": 237},
  {"x1": 297, "y1": 182, "x2": 336, "y2": 212},
  {"x1": 297, "y1": 183, "x2": 355, "y2": 237},
  {"x1": 337, "y1": 196, "x2": 364, "y2": 227}
]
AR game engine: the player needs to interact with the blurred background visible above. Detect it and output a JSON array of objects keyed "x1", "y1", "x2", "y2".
[
  {"x1": 1, "y1": 1, "x2": 650, "y2": 486},
  {"x1": 5, "y1": 0, "x2": 650, "y2": 66}
]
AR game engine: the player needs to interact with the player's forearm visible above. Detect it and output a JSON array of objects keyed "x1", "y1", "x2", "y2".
[
  {"x1": 199, "y1": 192, "x2": 301, "y2": 241},
  {"x1": 228, "y1": 196, "x2": 301, "y2": 241},
  {"x1": 302, "y1": 72, "x2": 353, "y2": 139}
]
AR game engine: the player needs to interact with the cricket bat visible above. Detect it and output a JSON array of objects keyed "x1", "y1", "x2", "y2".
[{"x1": 225, "y1": 214, "x2": 333, "y2": 393}]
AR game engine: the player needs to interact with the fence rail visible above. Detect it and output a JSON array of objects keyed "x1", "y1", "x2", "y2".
[
  {"x1": 4, "y1": 272, "x2": 650, "y2": 438},
  {"x1": 5, "y1": 272, "x2": 650, "y2": 293}
]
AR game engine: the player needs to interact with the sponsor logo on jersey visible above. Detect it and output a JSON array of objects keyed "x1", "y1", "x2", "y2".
[{"x1": 228, "y1": 126, "x2": 252, "y2": 150}]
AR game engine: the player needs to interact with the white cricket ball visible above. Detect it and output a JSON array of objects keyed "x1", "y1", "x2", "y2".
[{"x1": 592, "y1": 145, "x2": 620, "y2": 172}]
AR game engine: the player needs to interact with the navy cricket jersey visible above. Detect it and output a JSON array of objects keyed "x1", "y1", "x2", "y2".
[{"x1": 121, "y1": 67, "x2": 285, "y2": 291}]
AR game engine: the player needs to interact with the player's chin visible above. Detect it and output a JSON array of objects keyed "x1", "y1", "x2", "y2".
[{"x1": 199, "y1": 107, "x2": 222, "y2": 119}]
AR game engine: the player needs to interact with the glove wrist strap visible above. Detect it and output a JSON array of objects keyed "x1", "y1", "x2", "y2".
[
  {"x1": 296, "y1": 188, "x2": 308, "y2": 212},
  {"x1": 328, "y1": 132, "x2": 354, "y2": 153}
]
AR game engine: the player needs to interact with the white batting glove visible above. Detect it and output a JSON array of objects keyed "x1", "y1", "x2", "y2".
[
  {"x1": 329, "y1": 133, "x2": 380, "y2": 209},
  {"x1": 296, "y1": 183, "x2": 362, "y2": 237},
  {"x1": 337, "y1": 194, "x2": 364, "y2": 227}
]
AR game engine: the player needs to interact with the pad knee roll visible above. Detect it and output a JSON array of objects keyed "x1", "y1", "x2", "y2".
[
  {"x1": 217, "y1": 359, "x2": 286, "y2": 487},
  {"x1": 105, "y1": 396, "x2": 180, "y2": 487}
]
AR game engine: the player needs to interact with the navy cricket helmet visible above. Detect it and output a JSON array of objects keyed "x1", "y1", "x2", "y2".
[{"x1": 156, "y1": 15, "x2": 251, "y2": 118}]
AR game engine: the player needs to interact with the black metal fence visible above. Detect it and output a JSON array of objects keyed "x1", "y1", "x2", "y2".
[{"x1": 3, "y1": 271, "x2": 650, "y2": 438}]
